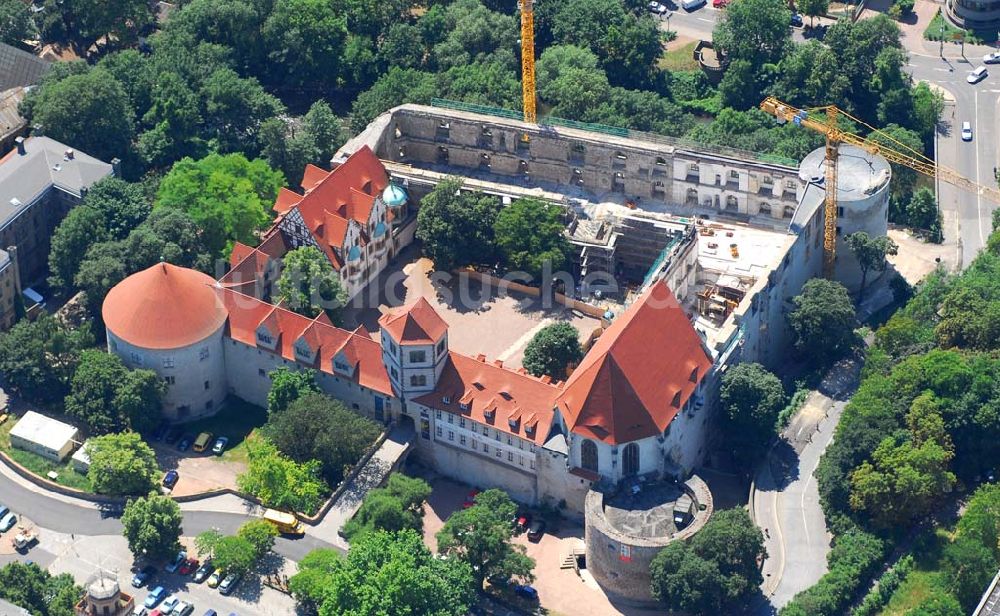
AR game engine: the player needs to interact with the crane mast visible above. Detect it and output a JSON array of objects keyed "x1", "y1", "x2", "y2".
[{"x1": 520, "y1": 0, "x2": 537, "y2": 124}]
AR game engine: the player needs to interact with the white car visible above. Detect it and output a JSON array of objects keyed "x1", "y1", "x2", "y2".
[
  {"x1": 648, "y1": 1, "x2": 668, "y2": 13},
  {"x1": 984, "y1": 51, "x2": 1000, "y2": 64},
  {"x1": 962, "y1": 121, "x2": 973, "y2": 141},
  {"x1": 968, "y1": 66, "x2": 989, "y2": 84},
  {"x1": 0, "y1": 512, "x2": 16, "y2": 532},
  {"x1": 160, "y1": 596, "x2": 180, "y2": 613}
]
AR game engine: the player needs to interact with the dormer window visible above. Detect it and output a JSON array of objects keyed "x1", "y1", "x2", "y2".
[
  {"x1": 525, "y1": 424, "x2": 536, "y2": 436},
  {"x1": 442, "y1": 395, "x2": 451, "y2": 404},
  {"x1": 508, "y1": 417, "x2": 519, "y2": 430},
  {"x1": 334, "y1": 360, "x2": 350, "y2": 373},
  {"x1": 484, "y1": 408, "x2": 496, "y2": 421},
  {"x1": 459, "y1": 402, "x2": 470, "y2": 411},
  {"x1": 671, "y1": 391, "x2": 682, "y2": 408},
  {"x1": 258, "y1": 333, "x2": 272, "y2": 345},
  {"x1": 690, "y1": 367, "x2": 699, "y2": 382}
]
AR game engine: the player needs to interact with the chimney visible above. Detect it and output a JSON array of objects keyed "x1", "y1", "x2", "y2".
[
  {"x1": 14, "y1": 136, "x2": 24, "y2": 155},
  {"x1": 64, "y1": 148, "x2": 74, "y2": 160},
  {"x1": 111, "y1": 157, "x2": 121, "y2": 177}
]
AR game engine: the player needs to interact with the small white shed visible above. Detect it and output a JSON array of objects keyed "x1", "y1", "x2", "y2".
[{"x1": 9, "y1": 411, "x2": 79, "y2": 462}]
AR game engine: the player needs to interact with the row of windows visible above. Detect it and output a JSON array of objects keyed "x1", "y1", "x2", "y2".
[
  {"x1": 435, "y1": 425, "x2": 536, "y2": 469},
  {"x1": 580, "y1": 440, "x2": 640, "y2": 476},
  {"x1": 435, "y1": 409, "x2": 536, "y2": 452}
]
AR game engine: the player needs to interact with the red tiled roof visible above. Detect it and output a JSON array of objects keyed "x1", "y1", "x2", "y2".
[
  {"x1": 378, "y1": 297, "x2": 449, "y2": 344},
  {"x1": 293, "y1": 146, "x2": 387, "y2": 232},
  {"x1": 229, "y1": 242, "x2": 255, "y2": 267},
  {"x1": 414, "y1": 352, "x2": 560, "y2": 443},
  {"x1": 217, "y1": 288, "x2": 393, "y2": 396},
  {"x1": 103, "y1": 263, "x2": 228, "y2": 350},
  {"x1": 273, "y1": 187, "x2": 303, "y2": 214},
  {"x1": 555, "y1": 281, "x2": 712, "y2": 445},
  {"x1": 301, "y1": 164, "x2": 328, "y2": 192}
]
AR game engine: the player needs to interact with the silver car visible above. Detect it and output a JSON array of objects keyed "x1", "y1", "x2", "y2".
[{"x1": 0, "y1": 512, "x2": 17, "y2": 532}]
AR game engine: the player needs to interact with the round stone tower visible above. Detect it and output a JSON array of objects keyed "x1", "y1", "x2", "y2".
[{"x1": 798, "y1": 145, "x2": 891, "y2": 293}]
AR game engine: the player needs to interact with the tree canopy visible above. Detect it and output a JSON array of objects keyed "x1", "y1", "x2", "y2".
[
  {"x1": 86, "y1": 432, "x2": 160, "y2": 496},
  {"x1": 343, "y1": 473, "x2": 432, "y2": 541},
  {"x1": 719, "y1": 362, "x2": 786, "y2": 461},
  {"x1": 155, "y1": 153, "x2": 283, "y2": 257},
  {"x1": 415, "y1": 178, "x2": 502, "y2": 272},
  {"x1": 276, "y1": 246, "x2": 348, "y2": 320},
  {"x1": 650, "y1": 508, "x2": 765, "y2": 612},
  {"x1": 64, "y1": 350, "x2": 163, "y2": 435},
  {"x1": 0, "y1": 315, "x2": 93, "y2": 403},
  {"x1": 845, "y1": 232, "x2": 899, "y2": 303},
  {"x1": 493, "y1": 198, "x2": 572, "y2": 280},
  {"x1": 522, "y1": 322, "x2": 583, "y2": 379},
  {"x1": 267, "y1": 367, "x2": 321, "y2": 415},
  {"x1": 122, "y1": 494, "x2": 183, "y2": 561},
  {"x1": 437, "y1": 488, "x2": 535, "y2": 587},
  {"x1": 290, "y1": 530, "x2": 477, "y2": 616},
  {"x1": 0, "y1": 562, "x2": 80, "y2": 616},
  {"x1": 263, "y1": 392, "x2": 382, "y2": 485},
  {"x1": 787, "y1": 279, "x2": 857, "y2": 366},
  {"x1": 237, "y1": 434, "x2": 328, "y2": 514}
]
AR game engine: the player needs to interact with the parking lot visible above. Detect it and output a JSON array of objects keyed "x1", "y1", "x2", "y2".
[{"x1": 47, "y1": 534, "x2": 297, "y2": 616}]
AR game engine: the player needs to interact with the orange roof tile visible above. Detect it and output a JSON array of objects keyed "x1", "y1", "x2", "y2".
[
  {"x1": 273, "y1": 187, "x2": 303, "y2": 214},
  {"x1": 216, "y1": 288, "x2": 393, "y2": 396},
  {"x1": 229, "y1": 242, "x2": 255, "y2": 267},
  {"x1": 555, "y1": 281, "x2": 712, "y2": 445},
  {"x1": 378, "y1": 297, "x2": 449, "y2": 344},
  {"x1": 103, "y1": 263, "x2": 228, "y2": 350},
  {"x1": 301, "y1": 164, "x2": 329, "y2": 192},
  {"x1": 414, "y1": 352, "x2": 560, "y2": 443}
]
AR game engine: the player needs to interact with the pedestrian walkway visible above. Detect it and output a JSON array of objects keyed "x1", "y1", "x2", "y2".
[{"x1": 306, "y1": 421, "x2": 415, "y2": 548}]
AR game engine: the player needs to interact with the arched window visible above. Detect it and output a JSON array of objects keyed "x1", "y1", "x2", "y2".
[
  {"x1": 623, "y1": 443, "x2": 640, "y2": 477},
  {"x1": 725, "y1": 195, "x2": 739, "y2": 211},
  {"x1": 758, "y1": 202, "x2": 771, "y2": 216},
  {"x1": 581, "y1": 439, "x2": 598, "y2": 472},
  {"x1": 783, "y1": 205, "x2": 796, "y2": 218}
]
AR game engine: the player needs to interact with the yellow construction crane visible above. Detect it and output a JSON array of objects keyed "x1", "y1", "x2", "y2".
[
  {"x1": 760, "y1": 96, "x2": 1000, "y2": 278},
  {"x1": 520, "y1": 0, "x2": 537, "y2": 124}
]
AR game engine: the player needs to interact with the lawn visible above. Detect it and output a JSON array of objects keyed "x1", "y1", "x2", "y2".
[
  {"x1": 658, "y1": 41, "x2": 699, "y2": 72},
  {"x1": 178, "y1": 397, "x2": 267, "y2": 465},
  {"x1": 923, "y1": 9, "x2": 987, "y2": 44},
  {"x1": 880, "y1": 528, "x2": 953, "y2": 615},
  {"x1": 0, "y1": 414, "x2": 91, "y2": 491}
]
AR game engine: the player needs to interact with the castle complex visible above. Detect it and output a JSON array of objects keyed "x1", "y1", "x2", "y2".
[{"x1": 102, "y1": 104, "x2": 891, "y2": 604}]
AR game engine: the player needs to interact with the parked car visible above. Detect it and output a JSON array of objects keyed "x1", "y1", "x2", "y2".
[
  {"x1": 193, "y1": 432, "x2": 213, "y2": 453},
  {"x1": 790, "y1": 12, "x2": 803, "y2": 26},
  {"x1": 202, "y1": 610, "x2": 217, "y2": 616},
  {"x1": 131, "y1": 565, "x2": 156, "y2": 588},
  {"x1": 162, "y1": 470, "x2": 179, "y2": 490},
  {"x1": 193, "y1": 561, "x2": 214, "y2": 583},
  {"x1": 968, "y1": 66, "x2": 989, "y2": 84},
  {"x1": 0, "y1": 505, "x2": 8, "y2": 520},
  {"x1": 515, "y1": 513, "x2": 531, "y2": 531},
  {"x1": 462, "y1": 489, "x2": 480, "y2": 509},
  {"x1": 219, "y1": 572, "x2": 241, "y2": 595},
  {"x1": 165, "y1": 427, "x2": 183, "y2": 444},
  {"x1": 178, "y1": 558, "x2": 199, "y2": 575},
  {"x1": 160, "y1": 596, "x2": 179, "y2": 613},
  {"x1": 177, "y1": 435, "x2": 194, "y2": 452},
  {"x1": 132, "y1": 606, "x2": 148, "y2": 616},
  {"x1": 0, "y1": 512, "x2": 17, "y2": 532},
  {"x1": 164, "y1": 551, "x2": 186, "y2": 574},
  {"x1": 984, "y1": 51, "x2": 1000, "y2": 64},
  {"x1": 712, "y1": 0, "x2": 729, "y2": 7},
  {"x1": 681, "y1": 0, "x2": 705, "y2": 9},
  {"x1": 144, "y1": 587, "x2": 167, "y2": 608},
  {"x1": 207, "y1": 569, "x2": 224, "y2": 588},
  {"x1": 962, "y1": 121, "x2": 973, "y2": 141},
  {"x1": 149, "y1": 611, "x2": 163, "y2": 616},
  {"x1": 647, "y1": 1, "x2": 668, "y2": 13},
  {"x1": 211, "y1": 437, "x2": 229, "y2": 456},
  {"x1": 151, "y1": 422, "x2": 169, "y2": 441},
  {"x1": 514, "y1": 585, "x2": 539, "y2": 601},
  {"x1": 527, "y1": 519, "x2": 546, "y2": 542},
  {"x1": 173, "y1": 601, "x2": 194, "y2": 616}
]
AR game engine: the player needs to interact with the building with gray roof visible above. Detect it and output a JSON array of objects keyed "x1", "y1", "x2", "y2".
[{"x1": 0, "y1": 136, "x2": 113, "y2": 316}]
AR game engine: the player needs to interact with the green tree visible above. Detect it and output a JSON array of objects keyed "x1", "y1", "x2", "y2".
[
  {"x1": 39, "y1": 0, "x2": 152, "y2": 51},
  {"x1": 86, "y1": 432, "x2": 160, "y2": 496},
  {"x1": 522, "y1": 322, "x2": 582, "y2": 379},
  {"x1": 943, "y1": 535, "x2": 997, "y2": 611},
  {"x1": 868, "y1": 124, "x2": 924, "y2": 221},
  {"x1": 267, "y1": 367, "x2": 321, "y2": 415},
  {"x1": 957, "y1": 484, "x2": 1000, "y2": 560},
  {"x1": 845, "y1": 232, "x2": 899, "y2": 304},
  {"x1": 350, "y1": 67, "x2": 437, "y2": 132},
  {"x1": 213, "y1": 535, "x2": 257, "y2": 575},
  {"x1": 137, "y1": 71, "x2": 204, "y2": 168},
  {"x1": 237, "y1": 434, "x2": 328, "y2": 514},
  {"x1": 276, "y1": 246, "x2": 348, "y2": 320},
  {"x1": 787, "y1": 278, "x2": 857, "y2": 365},
  {"x1": 261, "y1": 0, "x2": 348, "y2": 89},
  {"x1": 415, "y1": 178, "x2": 502, "y2": 271},
  {"x1": 651, "y1": 508, "x2": 765, "y2": 612},
  {"x1": 713, "y1": 0, "x2": 791, "y2": 67},
  {"x1": 200, "y1": 67, "x2": 285, "y2": 157},
  {"x1": 195, "y1": 529, "x2": 223, "y2": 560},
  {"x1": 64, "y1": 350, "x2": 163, "y2": 434},
  {"x1": 74, "y1": 241, "x2": 128, "y2": 311},
  {"x1": 80, "y1": 177, "x2": 152, "y2": 239},
  {"x1": 121, "y1": 494, "x2": 183, "y2": 562},
  {"x1": 237, "y1": 519, "x2": 278, "y2": 560},
  {"x1": 289, "y1": 530, "x2": 477, "y2": 616},
  {"x1": 22, "y1": 68, "x2": 135, "y2": 165},
  {"x1": 798, "y1": 0, "x2": 829, "y2": 25},
  {"x1": 48, "y1": 206, "x2": 109, "y2": 293},
  {"x1": 720, "y1": 362, "x2": 786, "y2": 461},
  {"x1": 155, "y1": 153, "x2": 283, "y2": 256},
  {"x1": 263, "y1": 392, "x2": 382, "y2": 484},
  {"x1": 493, "y1": 198, "x2": 571, "y2": 280},
  {"x1": 0, "y1": 316, "x2": 93, "y2": 402},
  {"x1": 343, "y1": 473, "x2": 432, "y2": 540},
  {"x1": 0, "y1": 562, "x2": 80, "y2": 616},
  {"x1": 849, "y1": 394, "x2": 955, "y2": 527},
  {"x1": 302, "y1": 100, "x2": 345, "y2": 168},
  {"x1": 437, "y1": 488, "x2": 535, "y2": 587},
  {"x1": 0, "y1": 0, "x2": 37, "y2": 46},
  {"x1": 908, "y1": 593, "x2": 964, "y2": 616},
  {"x1": 718, "y1": 58, "x2": 759, "y2": 111},
  {"x1": 906, "y1": 187, "x2": 942, "y2": 239}
]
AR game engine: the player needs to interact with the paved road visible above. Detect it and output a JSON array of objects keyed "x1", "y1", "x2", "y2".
[
  {"x1": 0, "y1": 465, "x2": 335, "y2": 563},
  {"x1": 908, "y1": 49, "x2": 1000, "y2": 265}
]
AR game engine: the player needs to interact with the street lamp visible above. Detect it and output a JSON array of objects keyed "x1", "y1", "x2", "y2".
[{"x1": 940, "y1": 24, "x2": 945, "y2": 57}]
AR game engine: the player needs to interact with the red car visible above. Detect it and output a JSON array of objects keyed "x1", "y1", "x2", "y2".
[
  {"x1": 515, "y1": 513, "x2": 531, "y2": 531},
  {"x1": 712, "y1": 0, "x2": 729, "y2": 7},
  {"x1": 462, "y1": 489, "x2": 481, "y2": 509},
  {"x1": 177, "y1": 558, "x2": 199, "y2": 575}
]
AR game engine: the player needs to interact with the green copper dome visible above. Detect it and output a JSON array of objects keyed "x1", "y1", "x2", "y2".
[{"x1": 382, "y1": 183, "x2": 408, "y2": 207}]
